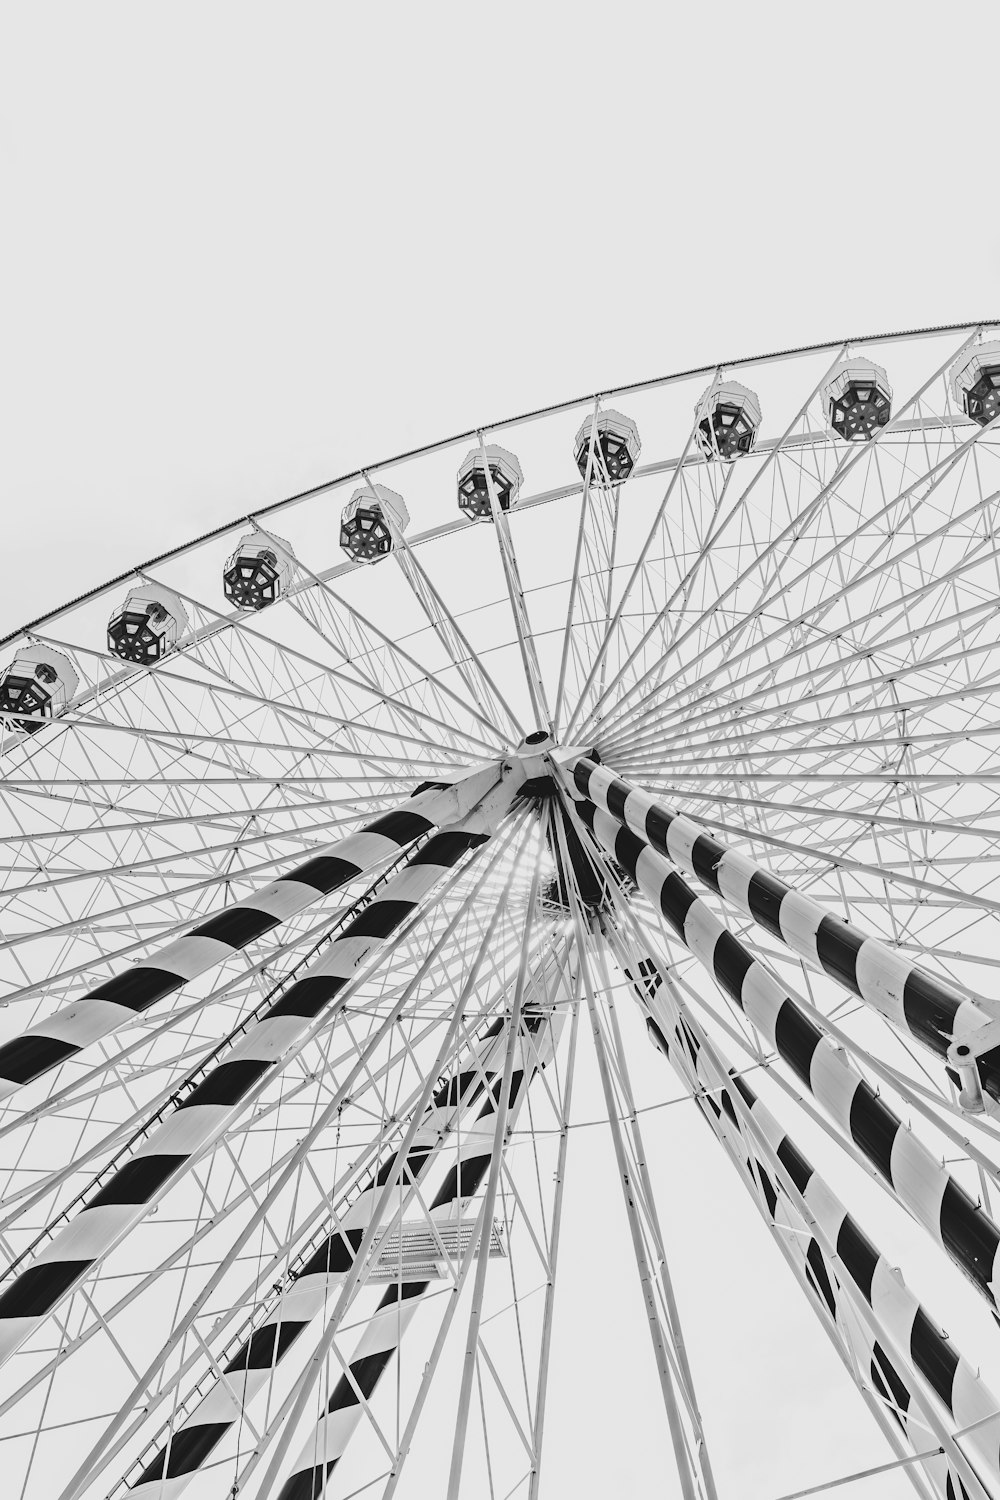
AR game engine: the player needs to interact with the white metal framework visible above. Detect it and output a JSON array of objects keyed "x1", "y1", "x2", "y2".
[{"x1": 2, "y1": 324, "x2": 1000, "y2": 1499}]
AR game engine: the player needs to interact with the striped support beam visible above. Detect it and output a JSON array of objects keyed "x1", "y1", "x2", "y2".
[
  {"x1": 128, "y1": 1011, "x2": 518, "y2": 1499},
  {"x1": 0, "y1": 779, "x2": 516, "y2": 1372},
  {"x1": 567, "y1": 756, "x2": 1000, "y2": 1090},
  {"x1": 574, "y1": 800, "x2": 1000, "y2": 1319},
  {"x1": 276, "y1": 996, "x2": 571, "y2": 1500},
  {"x1": 0, "y1": 764, "x2": 503, "y2": 1101},
  {"x1": 627, "y1": 957, "x2": 999, "y2": 1500}
]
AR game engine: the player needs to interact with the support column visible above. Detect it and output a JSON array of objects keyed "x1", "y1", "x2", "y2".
[
  {"x1": 612, "y1": 936, "x2": 1000, "y2": 1500},
  {"x1": 569, "y1": 794, "x2": 1000, "y2": 1322},
  {"x1": 565, "y1": 755, "x2": 1000, "y2": 1110},
  {"x1": 271, "y1": 981, "x2": 571, "y2": 1500},
  {"x1": 126, "y1": 993, "x2": 531, "y2": 1499},
  {"x1": 0, "y1": 770, "x2": 523, "y2": 1373},
  {"x1": 0, "y1": 761, "x2": 506, "y2": 1100}
]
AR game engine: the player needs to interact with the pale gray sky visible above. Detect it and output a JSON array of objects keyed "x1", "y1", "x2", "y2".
[
  {"x1": 1, "y1": 6, "x2": 998, "y2": 1498},
  {"x1": 1, "y1": 2, "x2": 991, "y2": 633}
]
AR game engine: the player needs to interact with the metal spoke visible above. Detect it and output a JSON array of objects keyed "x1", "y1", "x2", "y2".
[{"x1": 7, "y1": 323, "x2": 1000, "y2": 1499}]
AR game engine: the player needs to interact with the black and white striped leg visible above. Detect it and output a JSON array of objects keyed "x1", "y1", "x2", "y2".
[
  {"x1": 273, "y1": 985, "x2": 570, "y2": 1500},
  {"x1": 0, "y1": 770, "x2": 521, "y2": 1372},
  {"x1": 0, "y1": 763, "x2": 504, "y2": 1101},
  {"x1": 567, "y1": 755, "x2": 1000, "y2": 1099},
  {"x1": 615, "y1": 944, "x2": 1000, "y2": 1500},
  {"x1": 571, "y1": 798, "x2": 1000, "y2": 1321},
  {"x1": 126, "y1": 1002, "x2": 524, "y2": 1499}
]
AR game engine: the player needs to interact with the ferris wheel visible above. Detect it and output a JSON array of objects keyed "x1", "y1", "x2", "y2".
[{"x1": 2, "y1": 323, "x2": 1000, "y2": 1500}]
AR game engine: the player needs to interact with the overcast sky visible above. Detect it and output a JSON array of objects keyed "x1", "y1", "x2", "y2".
[
  {"x1": 1, "y1": 6, "x2": 998, "y2": 1497},
  {"x1": 1, "y1": 2, "x2": 992, "y2": 636}
]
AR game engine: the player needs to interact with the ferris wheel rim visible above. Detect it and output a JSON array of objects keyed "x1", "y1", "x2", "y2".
[
  {"x1": 3, "y1": 317, "x2": 996, "y2": 654},
  {"x1": 5, "y1": 318, "x2": 1000, "y2": 1499}
]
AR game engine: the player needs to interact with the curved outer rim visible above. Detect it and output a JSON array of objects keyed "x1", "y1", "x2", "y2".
[{"x1": 4, "y1": 320, "x2": 994, "y2": 653}]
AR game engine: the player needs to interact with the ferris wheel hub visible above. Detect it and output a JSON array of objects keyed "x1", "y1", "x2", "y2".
[
  {"x1": 513, "y1": 731, "x2": 557, "y2": 794},
  {"x1": 10, "y1": 325, "x2": 1000, "y2": 1500}
]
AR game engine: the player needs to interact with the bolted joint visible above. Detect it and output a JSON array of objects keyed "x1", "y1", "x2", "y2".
[
  {"x1": 948, "y1": 1039, "x2": 987, "y2": 1113},
  {"x1": 945, "y1": 1020, "x2": 1000, "y2": 1114}
]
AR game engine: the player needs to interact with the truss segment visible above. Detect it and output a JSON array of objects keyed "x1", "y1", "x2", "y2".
[
  {"x1": 567, "y1": 755, "x2": 1000, "y2": 1110},
  {"x1": 567, "y1": 793, "x2": 1000, "y2": 1319},
  {"x1": 0, "y1": 763, "x2": 506, "y2": 1103},
  {"x1": 56, "y1": 824, "x2": 535, "y2": 1500},
  {"x1": 125, "y1": 958, "x2": 537, "y2": 1498},
  {"x1": 265, "y1": 969, "x2": 571, "y2": 1499},
  {"x1": 0, "y1": 773, "x2": 524, "y2": 1374},
  {"x1": 621, "y1": 950, "x2": 1000, "y2": 1500}
]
